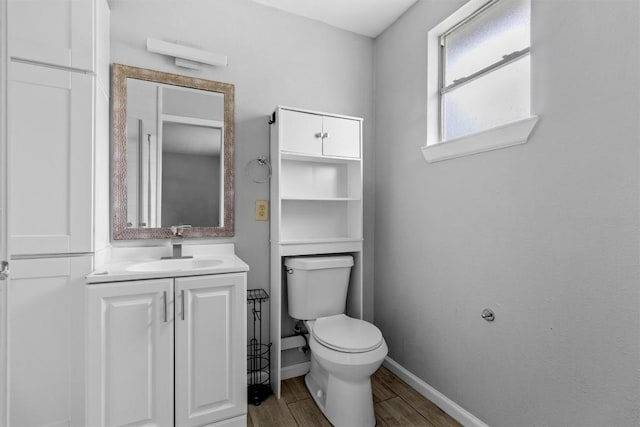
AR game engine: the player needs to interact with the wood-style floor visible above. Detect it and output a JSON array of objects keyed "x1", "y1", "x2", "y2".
[{"x1": 247, "y1": 366, "x2": 462, "y2": 427}]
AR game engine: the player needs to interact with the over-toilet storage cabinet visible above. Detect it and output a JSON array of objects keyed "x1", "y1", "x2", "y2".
[
  {"x1": 1, "y1": 0, "x2": 110, "y2": 425},
  {"x1": 86, "y1": 272, "x2": 247, "y2": 427},
  {"x1": 269, "y1": 106, "x2": 364, "y2": 397}
]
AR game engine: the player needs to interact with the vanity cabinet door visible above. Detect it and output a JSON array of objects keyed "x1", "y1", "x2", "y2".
[
  {"x1": 8, "y1": 0, "x2": 94, "y2": 71},
  {"x1": 8, "y1": 256, "x2": 91, "y2": 427},
  {"x1": 7, "y1": 61, "x2": 94, "y2": 255},
  {"x1": 175, "y1": 273, "x2": 247, "y2": 427},
  {"x1": 86, "y1": 279, "x2": 174, "y2": 427}
]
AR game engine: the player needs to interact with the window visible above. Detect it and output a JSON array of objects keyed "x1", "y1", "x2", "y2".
[{"x1": 423, "y1": 0, "x2": 538, "y2": 163}]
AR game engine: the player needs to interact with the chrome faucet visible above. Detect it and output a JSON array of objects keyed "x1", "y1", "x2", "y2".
[{"x1": 162, "y1": 225, "x2": 193, "y2": 260}]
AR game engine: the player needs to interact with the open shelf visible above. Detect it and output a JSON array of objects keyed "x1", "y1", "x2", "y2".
[
  {"x1": 281, "y1": 158, "x2": 361, "y2": 200},
  {"x1": 281, "y1": 196, "x2": 360, "y2": 201},
  {"x1": 281, "y1": 151, "x2": 361, "y2": 164},
  {"x1": 278, "y1": 237, "x2": 363, "y2": 245},
  {"x1": 280, "y1": 199, "x2": 361, "y2": 242}
]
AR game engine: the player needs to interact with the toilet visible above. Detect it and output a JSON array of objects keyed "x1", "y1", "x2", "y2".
[{"x1": 284, "y1": 255, "x2": 388, "y2": 427}]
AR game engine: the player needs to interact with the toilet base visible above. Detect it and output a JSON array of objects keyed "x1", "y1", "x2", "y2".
[{"x1": 305, "y1": 357, "x2": 376, "y2": 427}]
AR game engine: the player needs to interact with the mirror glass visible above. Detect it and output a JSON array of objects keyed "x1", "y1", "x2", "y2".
[{"x1": 112, "y1": 64, "x2": 234, "y2": 239}]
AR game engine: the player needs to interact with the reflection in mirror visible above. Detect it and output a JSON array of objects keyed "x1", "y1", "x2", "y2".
[{"x1": 112, "y1": 64, "x2": 234, "y2": 239}]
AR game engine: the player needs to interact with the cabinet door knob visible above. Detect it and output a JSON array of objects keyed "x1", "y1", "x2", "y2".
[
  {"x1": 323, "y1": 132, "x2": 330, "y2": 139},
  {"x1": 314, "y1": 132, "x2": 323, "y2": 138}
]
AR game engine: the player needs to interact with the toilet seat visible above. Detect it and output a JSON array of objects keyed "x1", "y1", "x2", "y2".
[{"x1": 312, "y1": 314, "x2": 383, "y2": 353}]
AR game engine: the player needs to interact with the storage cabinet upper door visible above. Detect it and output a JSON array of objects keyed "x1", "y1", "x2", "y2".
[
  {"x1": 175, "y1": 273, "x2": 247, "y2": 427},
  {"x1": 8, "y1": 0, "x2": 94, "y2": 71},
  {"x1": 9, "y1": 256, "x2": 91, "y2": 427},
  {"x1": 86, "y1": 279, "x2": 174, "y2": 427},
  {"x1": 280, "y1": 109, "x2": 323, "y2": 156},
  {"x1": 8, "y1": 62, "x2": 94, "y2": 255},
  {"x1": 321, "y1": 116, "x2": 361, "y2": 158}
]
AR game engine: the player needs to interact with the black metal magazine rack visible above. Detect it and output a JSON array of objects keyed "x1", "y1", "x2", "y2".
[{"x1": 247, "y1": 288, "x2": 272, "y2": 405}]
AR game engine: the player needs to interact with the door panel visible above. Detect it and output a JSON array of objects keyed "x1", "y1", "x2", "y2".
[
  {"x1": 0, "y1": 271, "x2": 5, "y2": 427},
  {"x1": 8, "y1": 0, "x2": 94, "y2": 71},
  {"x1": 280, "y1": 109, "x2": 323, "y2": 156},
  {"x1": 9, "y1": 256, "x2": 91, "y2": 427},
  {"x1": 7, "y1": 62, "x2": 94, "y2": 255},
  {"x1": 321, "y1": 116, "x2": 361, "y2": 158},
  {"x1": 175, "y1": 273, "x2": 246, "y2": 427},
  {"x1": 86, "y1": 279, "x2": 174, "y2": 427}
]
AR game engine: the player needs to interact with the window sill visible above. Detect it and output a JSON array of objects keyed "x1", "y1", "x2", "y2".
[{"x1": 421, "y1": 116, "x2": 539, "y2": 163}]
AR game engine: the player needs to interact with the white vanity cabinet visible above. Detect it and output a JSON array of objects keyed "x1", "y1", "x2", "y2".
[
  {"x1": 8, "y1": 0, "x2": 95, "y2": 71},
  {"x1": 86, "y1": 272, "x2": 247, "y2": 427},
  {"x1": 279, "y1": 108, "x2": 361, "y2": 158}
]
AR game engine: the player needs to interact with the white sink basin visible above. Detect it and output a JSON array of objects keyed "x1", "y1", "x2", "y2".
[{"x1": 126, "y1": 257, "x2": 224, "y2": 273}]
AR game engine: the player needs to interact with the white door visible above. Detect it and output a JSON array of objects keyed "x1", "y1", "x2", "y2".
[
  {"x1": 7, "y1": 61, "x2": 94, "y2": 255},
  {"x1": 321, "y1": 116, "x2": 361, "y2": 158},
  {"x1": 0, "y1": 266, "x2": 6, "y2": 427},
  {"x1": 175, "y1": 273, "x2": 247, "y2": 427},
  {"x1": 7, "y1": 0, "x2": 94, "y2": 71},
  {"x1": 280, "y1": 109, "x2": 323, "y2": 156},
  {"x1": 86, "y1": 278, "x2": 174, "y2": 427},
  {"x1": 8, "y1": 256, "x2": 91, "y2": 427}
]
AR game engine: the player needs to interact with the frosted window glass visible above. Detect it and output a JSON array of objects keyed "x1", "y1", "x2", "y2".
[
  {"x1": 444, "y1": 0, "x2": 530, "y2": 86},
  {"x1": 443, "y1": 55, "x2": 530, "y2": 141}
]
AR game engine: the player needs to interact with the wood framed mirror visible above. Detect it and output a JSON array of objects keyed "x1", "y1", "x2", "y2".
[{"x1": 111, "y1": 64, "x2": 234, "y2": 239}]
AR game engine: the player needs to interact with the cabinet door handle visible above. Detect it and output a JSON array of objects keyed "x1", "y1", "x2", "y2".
[
  {"x1": 314, "y1": 132, "x2": 323, "y2": 138},
  {"x1": 162, "y1": 291, "x2": 168, "y2": 323},
  {"x1": 181, "y1": 289, "x2": 186, "y2": 320}
]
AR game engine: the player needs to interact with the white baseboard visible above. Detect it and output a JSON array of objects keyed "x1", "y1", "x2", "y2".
[
  {"x1": 383, "y1": 357, "x2": 489, "y2": 427},
  {"x1": 281, "y1": 361, "x2": 310, "y2": 380}
]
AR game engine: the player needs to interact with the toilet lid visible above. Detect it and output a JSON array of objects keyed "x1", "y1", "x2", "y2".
[{"x1": 313, "y1": 314, "x2": 383, "y2": 353}]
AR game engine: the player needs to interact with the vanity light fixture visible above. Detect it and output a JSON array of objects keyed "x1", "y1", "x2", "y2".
[{"x1": 146, "y1": 38, "x2": 228, "y2": 70}]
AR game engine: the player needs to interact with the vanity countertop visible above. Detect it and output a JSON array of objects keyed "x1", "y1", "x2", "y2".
[{"x1": 86, "y1": 243, "x2": 249, "y2": 284}]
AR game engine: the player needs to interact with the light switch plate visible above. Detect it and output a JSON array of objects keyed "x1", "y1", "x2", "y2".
[{"x1": 255, "y1": 200, "x2": 268, "y2": 221}]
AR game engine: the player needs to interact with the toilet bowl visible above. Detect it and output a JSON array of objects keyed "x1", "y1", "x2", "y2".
[
  {"x1": 304, "y1": 315, "x2": 388, "y2": 427},
  {"x1": 284, "y1": 255, "x2": 387, "y2": 427}
]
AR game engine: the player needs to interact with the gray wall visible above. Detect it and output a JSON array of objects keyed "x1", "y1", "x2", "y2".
[
  {"x1": 373, "y1": 0, "x2": 640, "y2": 426},
  {"x1": 110, "y1": 0, "x2": 376, "y2": 320}
]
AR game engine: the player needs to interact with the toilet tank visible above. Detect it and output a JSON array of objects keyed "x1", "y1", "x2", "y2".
[{"x1": 284, "y1": 255, "x2": 354, "y2": 320}]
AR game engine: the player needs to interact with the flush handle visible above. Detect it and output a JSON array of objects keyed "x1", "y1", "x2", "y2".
[{"x1": 481, "y1": 308, "x2": 495, "y2": 322}]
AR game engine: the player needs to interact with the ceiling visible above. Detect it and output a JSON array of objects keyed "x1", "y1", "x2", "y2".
[{"x1": 251, "y1": 0, "x2": 418, "y2": 38}]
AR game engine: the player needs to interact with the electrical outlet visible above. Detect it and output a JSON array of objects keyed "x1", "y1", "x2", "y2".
[{"x1": 255, "y1": 200, "x2": 268, "y2": 221}]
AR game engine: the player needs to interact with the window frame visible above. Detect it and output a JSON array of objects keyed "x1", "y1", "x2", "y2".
[{"x1": 422, "y1": 0, "x2": 538, "y2": 163}]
